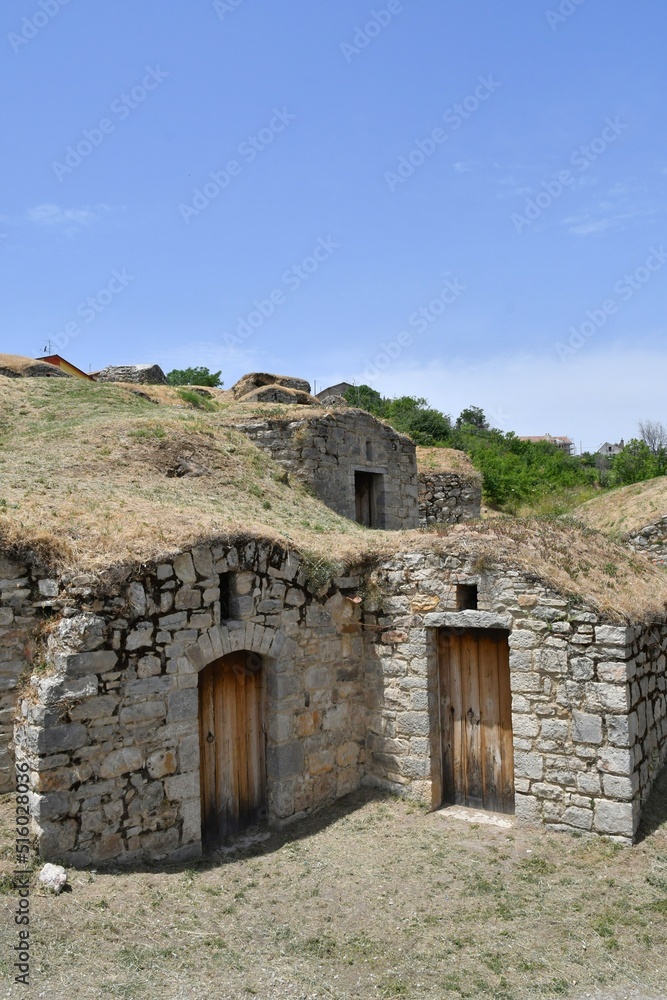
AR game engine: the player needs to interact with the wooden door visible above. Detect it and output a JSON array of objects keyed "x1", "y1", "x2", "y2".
[
  {"x1": 198, "y1": 651, "x2": 266, "y2": 844},
  {"x1": 439, "y1": 628, "x2": 514, "y2": 814}
]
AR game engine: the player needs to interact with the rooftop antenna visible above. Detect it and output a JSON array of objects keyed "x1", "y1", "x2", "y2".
[{"x1": 42, "y1": 339, "x2": 55, "y2": 356}]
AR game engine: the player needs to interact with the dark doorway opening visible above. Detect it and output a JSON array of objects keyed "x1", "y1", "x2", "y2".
[{"x1": 355, "y1": 471, "x2": 382, "y2": 527}]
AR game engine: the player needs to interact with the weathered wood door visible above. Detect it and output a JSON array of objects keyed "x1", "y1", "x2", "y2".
[
  {"x1": 439, "y1": 628, "x2": 514, "y2": 814},
  {"x1": 198, "y1": 651, "x2": 266, "y2": 844}
]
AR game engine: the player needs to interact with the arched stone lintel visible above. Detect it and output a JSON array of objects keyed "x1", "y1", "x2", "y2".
[{"x1": 185, "y1": 622, "x2": 296, "y2": 672}]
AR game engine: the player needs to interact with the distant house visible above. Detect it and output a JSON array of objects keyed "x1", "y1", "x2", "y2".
[
  {"x1": 519, "y1": 434, "x2": 574, "y2": 456},
  {"x1": 598, "y1": 440, "x2": 625, "y2": 456},
  {"x1": 316, "y1": 381, "x2": 353, "y2": 402},
  {"x1": 36, "y1": 354, "x2": 95, "y2": 381}
]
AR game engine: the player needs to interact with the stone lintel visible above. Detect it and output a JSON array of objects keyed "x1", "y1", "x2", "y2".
[{"x1": 424, "y1": 611, "x2": 513, "y2": 630}]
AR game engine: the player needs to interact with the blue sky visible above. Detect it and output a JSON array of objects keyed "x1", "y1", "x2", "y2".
[{"x1": 2, "y1": 0, "x2": 666, "y2": 451}]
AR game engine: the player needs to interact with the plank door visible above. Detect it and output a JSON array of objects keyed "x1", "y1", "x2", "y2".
[
  {"x1": 198, "y1": 651, "x2": 266, "y2": 844},
  {"x1": 439, "y1": 628, "x2": 514, "y2": 814}
]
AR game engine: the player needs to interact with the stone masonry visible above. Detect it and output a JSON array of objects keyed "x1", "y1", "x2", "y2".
[
  {"x1": 95, "y1": 365, "x2": 168, "y2": 385},
  {"x1": 0, "y1": 555, "x2": 63, "y2": 793},
  {"x1": 362, "y1": 552, "x2": 667, "y2": 844},
  {"x1": 235, "y1": 409, "x2": 419, "y2": 530},
  {"x1": 627, "y1": 517, "x2": 667, "y2": 566},
  {"x1": 14, "y1": 542, "x2": 366, "y2": 866},
  {"x1": 418, "y1": 470, "x2": 482, "y2": 526},
  {"x1": 7, "y1": 538, "x2": 667, "y2": 865}
]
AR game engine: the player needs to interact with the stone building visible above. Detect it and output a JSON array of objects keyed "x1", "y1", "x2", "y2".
[
  {"x1": 233, "y1": 408, "x2": 420, "y2": 530},
  {"x1": 2, "y1": 366, "x2": 667, "y2": 869},
  {"x1": 5, "y1": 529, "x2": 667, "y2": 866}
]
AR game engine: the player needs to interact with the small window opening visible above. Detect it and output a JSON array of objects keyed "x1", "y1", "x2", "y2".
[
  {"x1": 366, "y1": 439, "x2": 373, "y2": 461},
  {"x1": 220, "y1": 573, "x2": 231, "y2": 619},
  {"x1": 456, "y1": 584, "x2": 478, "y2": 611}
]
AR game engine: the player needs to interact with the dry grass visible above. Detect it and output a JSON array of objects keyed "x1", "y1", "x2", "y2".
[
  {"x1": 577, "y1": 478, "x2": 667, "y2": 537},
  {"x1": 1, "y1": 782, "x2": 666, "y2": 999},
  {"x1": 0, "y1": 377, "x2": 366, "y2": 580},
  {"x1": 1, "y1": 378, "x2": 666, "y2": 619},
  {"x1": 416, "y1": 518, "x2": 667, "y2": 623},
  {"x1": 0, "y1": 353, "x2": 70, "y2": 378},
  {"x1": 0, "y1": 354, "x2": 42, "y2": 374},
  {"x1": 416, "y1": 446, "x2": 480, "y2": 478}
]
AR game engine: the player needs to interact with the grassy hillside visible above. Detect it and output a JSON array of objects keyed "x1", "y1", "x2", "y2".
[
  {"x1": 416, "y1": 446, "x2": 481, "y2": 478},
  {"x1": 576, "y1": 476, "x2": 667, "y2": 536},
  {"x1": 1, "y1": 376, "x2": 666, "y2": 619},
  {"x1": 0, "y1": 377, "x2": 368, "y2": 576}
]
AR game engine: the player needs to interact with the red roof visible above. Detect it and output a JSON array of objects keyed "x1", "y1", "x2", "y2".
[{"x1": 36, "y1": 355, "x2": 95, "y2": 381}]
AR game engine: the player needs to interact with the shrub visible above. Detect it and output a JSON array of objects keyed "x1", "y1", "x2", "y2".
[{"x1": 167, "y1": 367, "x2": 223, "y2": 388}]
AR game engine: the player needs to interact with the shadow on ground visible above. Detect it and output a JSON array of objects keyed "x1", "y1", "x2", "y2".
[{"x1": 100, "y1": 785, "x2": 392, "y2": 877}]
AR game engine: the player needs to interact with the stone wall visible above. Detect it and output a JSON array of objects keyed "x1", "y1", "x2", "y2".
[
  {"x1": 628, "y1": 625, "x2": 667, "y2": 810},
  {"x1": 7, "y1": 538, "x2": 667, "y2": 865},
  {"x1": 627, "y1": 517, "x2": 667, "y2": 566},
  {"x1": 362, "y1": 552, "x2": 667, "y2": 844},
  {"x1": 0, "y1": 556, "x2": 63, "y2": 793},
  {"x1": 418, "y1": 471, "x2": 481, "y2": 526},
  {"x1": 14, "y1": 542, "x2": 366, "y2": 866},
  {"x1": 95, "y1": 365, "x2": 168, "y2": 385},
  {"x1": 235, "y1": 410, "x2": 419, "y2": 530}
]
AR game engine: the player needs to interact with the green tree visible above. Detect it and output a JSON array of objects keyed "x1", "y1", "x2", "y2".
[
  {"x1": 167, "y1": 367, "x2": 223, "y2": 387},
  {"x1": 609, "y1": 439, "x2": 662, "y2": 486},
  {"x1": 456, "y1": 406, "x2": 489, "y2": 431},
  {"x1": 345, "y1": 386, "x2": 601, "y2": 510},
  {"x1": 343, "y1": 384, "x2": 386, "y2": 416},
  {"x1": 384, "y1": 396, "x2": 452, "y2": 445}
]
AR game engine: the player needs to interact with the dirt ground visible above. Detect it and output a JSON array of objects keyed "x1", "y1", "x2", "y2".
[{"x1": 1, "y1": 775, "x2": 667, "y2": 1000}]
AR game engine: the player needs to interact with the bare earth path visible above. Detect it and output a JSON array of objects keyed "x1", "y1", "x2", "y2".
[{"x1": 1, "y1": 775, "x2": 667, "y2": 1000}]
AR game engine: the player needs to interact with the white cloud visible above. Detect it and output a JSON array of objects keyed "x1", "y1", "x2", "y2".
[
  {"x1": 24, "y1": 203, "x2": 111, "y2": 232},
  {"x1": 561, "y1": 183, "x2": 661, "y2": 237},
  {"x1": 349, "y1": 344, "x2": 667, "y2": 453}
]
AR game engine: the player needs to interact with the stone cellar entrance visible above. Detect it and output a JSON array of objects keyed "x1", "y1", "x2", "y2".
[
  {"x1": 438, "y1": 628, "x2": 515, "y2": 815},
  {"x1": 198, "y1": 651, "x2": 267, "y2": 845}
]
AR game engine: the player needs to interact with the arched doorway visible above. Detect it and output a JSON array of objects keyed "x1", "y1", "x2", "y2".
[{"x1": 198, "y1": 650, "x2": 267, "y2": 844}]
